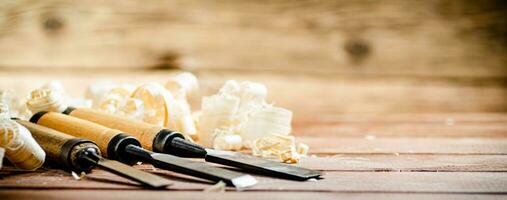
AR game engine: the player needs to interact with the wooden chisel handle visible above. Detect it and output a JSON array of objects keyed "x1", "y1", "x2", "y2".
[
  {"x1": 15, "y1": 120, "x2": 99, "y2": 172},
  {"x1": 64, "y1": 107, "x2": 178, "y2": 152},
  {"x1": 30, "y1": 111, "x2": 141, "y2": 164}
]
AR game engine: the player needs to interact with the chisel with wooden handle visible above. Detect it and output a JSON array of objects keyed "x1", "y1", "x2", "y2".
[
  {"x1": 14, "y1": 119, "x2": 173, "y2": 188},
  {"x1": 30, "y1": 111, "x2": 257, "y2": 188},
  {"x1": 63, "y1": 107, "x2": 322, "y2": 181}
]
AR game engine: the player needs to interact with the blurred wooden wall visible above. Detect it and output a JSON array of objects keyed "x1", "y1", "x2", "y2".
[{"x1": 0, "y1": 0, "x2": 506, "y2": 114}]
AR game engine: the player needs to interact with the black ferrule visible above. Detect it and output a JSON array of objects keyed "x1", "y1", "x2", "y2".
[
  {"x1": 30, "y1": 111, "x2": 49, "y2": 123},
  {"x1": 60, "y1": 138, "x2": 97, "y2": 173},
  {"x1": 153, "y1": 129, "x2": 184, "y2": 153},
  {"x1": 62, "y1": 107, "x2": 76, "y2": 115},
  {"x1": 107, "y1": 133, "x2": 142, "y2": 165},
  {"x1": 153, "y1": 129, "x2": 207, "y2": 158},
  {"x1": 75, "y1": 147, "x2": 101, "y2": 172}
]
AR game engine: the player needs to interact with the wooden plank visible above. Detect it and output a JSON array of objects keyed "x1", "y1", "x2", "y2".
[
  {"x1": 246, "y1": 172, "x2": 507, "y2": 193},
  {"x1": 297, "y1": 113, "x2": 507, "y2": 123},
  {"x1": 1, "y1": 70, "x2": 506, "y2": 114},
  {"x1": 298, "y1": 155, "x2": 507, "y2": 172},
  {"x1": 299, "y1": 137, "x2": 507, "y2": 154},
  {"x1": 1, "y1": 190, "x2": 506, "y2": 200},
  {"x1": 294, "y1": 113, "x2": 507, "y2": 137},
  {"x1": 2, "y1": 190, "x2": 505, "y2": 200},
  {"x1": 294, "y1": 120, "x2": 507, "y2": 137},
  {"x1": 0, "y1": 1, "x2": 505, "y2": 78},
  {"x1": 1, "y1": 169, "x2": 507, "y2": 193}
]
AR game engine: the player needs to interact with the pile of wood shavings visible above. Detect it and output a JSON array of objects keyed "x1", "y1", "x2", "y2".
[
  {"x1": 83, "y1": 73, "x2": 198, "y2": 138},
  {"x1": 1, "y1": 72, "x2": 309, "y2": 163},
  {"x1": 198, "y1": 80, "x2": 308, "y2": 163}
]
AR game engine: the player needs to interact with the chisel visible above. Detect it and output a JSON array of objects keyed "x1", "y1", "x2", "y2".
[
  {"x1": 14, "y1": 119, "x2": 173, "y2": 188},
  {"x1": 63, "y1": 107, "x2": 322, "y2": 181},
  {"x1": 30, "y1": 111, "x2": 257, "y2": 188}
]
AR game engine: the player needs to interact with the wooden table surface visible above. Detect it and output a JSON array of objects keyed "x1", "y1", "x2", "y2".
[
  {"x1": 0, "y1": 69, "x2": 506, "y2": 199},
  {"x1": 1, "y1": 111, "x2": 506, "y2": 199}
]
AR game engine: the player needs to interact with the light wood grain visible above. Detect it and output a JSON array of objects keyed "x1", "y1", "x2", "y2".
[
  {"x1": 0, "y1": 189, "x2": 505, "y2": 200},
  {"x1": 298, "y1": 155, "x2": 507, "y2": 172},
  {"x1": 0, "y1": 0, "x2": 505, "y2": 78},
  {"x1": 297, "y1": 113, "x2": 507, "y2": 123},
  {"x1": 2, "y1": 190, "x2": 505, "y2": 200},
  {"x1": 35, "y1": 112, "x2": 123, "y2": 157},
  {"x1": 2, "y1": 169, "x2": 507, "y2": 193},
  {"x1": 67, "y1": 108, "x2": 163, "y2": 151},
  {"x1": 1, "y1": 70, "x2": 505, "y2": 114},
  {"x1": 300, "y1": 137, "x2": 507, "y2": 155},
  {"x1": 294, "y1": 119, "x2": 507, "y2": 137}
]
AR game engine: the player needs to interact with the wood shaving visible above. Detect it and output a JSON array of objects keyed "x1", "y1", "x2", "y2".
[
  {"x1": 83, "y1": 73, "x2": 198, "y2": 138},
  {"x1": 252, "y1": 134, "x2": 308, "y2": 163},
  {"x1": 0, "y1": 119, "x2": 45, "y2": 170},
  {"x1": 212, "y1": 128, "x2": 242, "y2": 151},
  {"x1": 239, "y1": 105, "x2": 292, "y2": 146},
  {"x1": 165, "y1": 72, "x2": 199, "y2": 100},
  {"x1": 26, "y1": 89, "x2": 67, "y2": 113},
  {"x1": 42, "y1": 80, "x2": 66, "y2": 95},
  {"x1": 131, "y1": 83, "x2": 173, "y2": 126},
  {"x1": 0, "y1": 100, "x2": 10, "y2": 120},
  {"x1": 85, "y1": 81, "x2": 134, "y2": 108},
  {"x1": 197, "y1": 80, "x2": 303, "y2": 163},
  {"x1": 131, "y1": 83, "x2": 184, "y2": 131},
  {"x1": 71, "y1": 171, "x2": 86, "y2": 180},
  {"x1": 203, "y1": 181, "x2": 226, "y2": 192},
  {"x1": 198, "y1": 80, "x2": 292, "y2": 147},
  {"x1": 198, "y1": 94, "x2": 240, "y2": 147},
  {"x1": 297, "y1": 143, "x2": 309, "y2": 156}
]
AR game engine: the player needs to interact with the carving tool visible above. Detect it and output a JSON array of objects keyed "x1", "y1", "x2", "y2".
[
  {"x1": 14, "y1": 119, "x2": 172, "y2": 188},
  {"x1": 30, "y1": 112, "x2": 257, "y2": 188},
  {"x1": 64, "y1": 107, "x2": 322, "y2": 181}
]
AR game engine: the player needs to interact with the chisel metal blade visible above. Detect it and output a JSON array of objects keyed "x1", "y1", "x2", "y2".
[
  {"x1": 205, "y1": 149, "x2": 322, "y2": 181},
  {"x1": 125, "y1": 145, "x2": 257, "y2": 189},
  {"x1": 80, "y1": 149, "x2": 173, "y2": 188},
  {"x1": 170, "y1": 137, "x2": 322, "y2": 180},
  {"x1": 96, "y1": 159, "x2": 173, "y2": 188}
]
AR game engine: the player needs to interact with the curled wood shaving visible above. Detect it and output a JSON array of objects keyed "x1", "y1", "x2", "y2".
[
  {"x1": 84, "y1": 73, "x2": 198, "y2": 138},
  {"x1": 196, "y1": 80, "x2": 305, "y2": 163},
  {"x1": 0, "y1": 119, "x2": 45, "y2": 170},
  {"x1": 252, "y1": 134, "x2": 308, "y2": 163},
  {"x1": 26, "y1": 89, "x2": 67, "y2": 113},
  {"x1": 165, "y1": 72, "x2": 199, "y2": 100},
  {"x1": 212, "y1": 128, "x2": 242, "y2": 151},
  {"x1": 198, "y1": 80, "x2": 292, "y2": 150}
]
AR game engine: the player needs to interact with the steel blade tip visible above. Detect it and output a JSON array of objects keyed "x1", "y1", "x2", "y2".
[{"x1": 231, "y1": 174, "x2": 258, "y2": 190}]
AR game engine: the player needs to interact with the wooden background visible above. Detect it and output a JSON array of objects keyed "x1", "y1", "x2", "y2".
[
  {"x1": 0, "y1": 1, "x2": 507, "y2": 199},
  {"x1": 0, "y1": 0, "x2": 506, "y2": 115}
]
